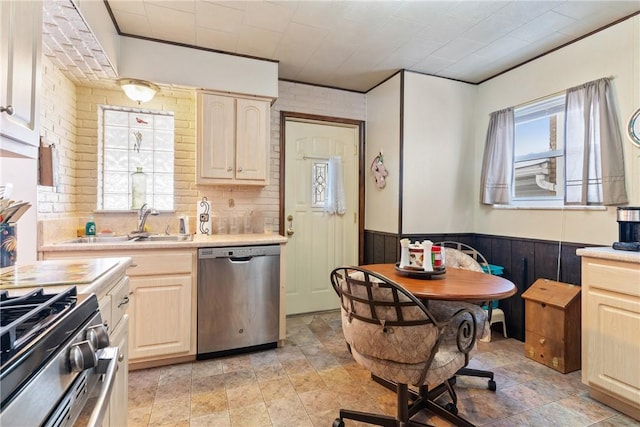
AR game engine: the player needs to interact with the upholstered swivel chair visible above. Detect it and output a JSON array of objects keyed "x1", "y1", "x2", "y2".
[
  {"x1": 435, "y1": 241, "x2": 508, "y2": 342},
  {"x1": 330, "y1": 266, "x2": 481, "y2": 427},
  {"x1": 433, "y1": 241, "x2": 502, "y2": 391}
]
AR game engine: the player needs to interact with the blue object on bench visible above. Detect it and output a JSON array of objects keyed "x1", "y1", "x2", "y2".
[{"x1": 481, "y1": 264, "x2": 504, "y2": 309}]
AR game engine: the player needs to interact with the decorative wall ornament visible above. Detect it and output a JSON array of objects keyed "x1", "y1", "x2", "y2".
[{"x1": 370, "y1": 151, "x2": 388, "y2": 189}]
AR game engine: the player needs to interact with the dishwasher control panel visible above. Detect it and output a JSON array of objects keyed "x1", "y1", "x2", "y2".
[{"x1": 198, "y1": 245, "x2": 280, "y2": 259}]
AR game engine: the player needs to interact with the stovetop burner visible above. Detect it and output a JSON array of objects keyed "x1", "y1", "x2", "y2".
[
  {"x1": 0, "y1": 286, "x2": 99, "y2": 411},
  {"x1": 0, "y1": 287, "x2": 78, "y2": 364}
]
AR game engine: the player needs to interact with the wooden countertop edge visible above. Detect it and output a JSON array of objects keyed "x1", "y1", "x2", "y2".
[
  {"x1": 39, "y1": 233, "x2": 288, "y2": 252},
  {"x1": 577, "y1": 247, "x2": 640, "y2": 264}
]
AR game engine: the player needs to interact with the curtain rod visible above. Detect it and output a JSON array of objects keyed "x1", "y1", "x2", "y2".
[{"x1": 510, "y1": 75, "x2": 615, "y2": 111}]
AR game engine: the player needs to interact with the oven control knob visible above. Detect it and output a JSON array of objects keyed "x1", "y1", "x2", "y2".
[
  {"x1": 86, "y1": 324, "x2": 110, "y2": 349},
  {"x1": 69, "y1": 341, "x2": 98, "y2": 372}
]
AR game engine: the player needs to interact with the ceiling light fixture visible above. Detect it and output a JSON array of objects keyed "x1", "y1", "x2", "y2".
[{"x1": 117, "y1": 78, "x2": 160, "y2": 104}]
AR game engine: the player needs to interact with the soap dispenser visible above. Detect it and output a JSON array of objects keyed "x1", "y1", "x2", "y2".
[{"x1": 85, "y1": 216, "x2": 96, "y2": 236}]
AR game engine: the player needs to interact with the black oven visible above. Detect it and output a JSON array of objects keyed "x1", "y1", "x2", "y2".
[{"x1": 0, "y1": 287, "x2": 118, "y2": 427}]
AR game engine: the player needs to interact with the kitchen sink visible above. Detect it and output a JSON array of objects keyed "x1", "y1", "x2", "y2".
[
  {"x1": 60, "y1": 236, "x2": 132, "y2": 244},
  {"x1": 138, "y1": 234, "x2": 193, "y2": 242},
  {"x1": 58, "y1": 234, "x2": 193, "y2": 244}
]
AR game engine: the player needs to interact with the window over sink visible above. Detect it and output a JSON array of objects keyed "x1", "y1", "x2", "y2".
[{"x1": 97, "y1": 105, "x2": 175, "y2": 211}]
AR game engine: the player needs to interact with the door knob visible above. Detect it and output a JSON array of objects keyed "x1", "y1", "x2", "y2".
[
  {"x1": 1, "y1": 105, "x2": 14, "y2": 116},
  {"x1": 286, "y1": 215, "x2": 294, "y2": 237}
]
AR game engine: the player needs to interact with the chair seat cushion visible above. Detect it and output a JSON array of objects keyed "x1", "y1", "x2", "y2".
[{"x1": 349, "y1": 336, "x2": 472, "y2": 387}]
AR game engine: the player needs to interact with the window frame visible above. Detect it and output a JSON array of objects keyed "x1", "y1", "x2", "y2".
[
  {"x1": 511, "y1": 94, "x2": 566, "y2": 208},
  {"x1": 97, "y1": 105, "x2": 175, "y2": 212}
]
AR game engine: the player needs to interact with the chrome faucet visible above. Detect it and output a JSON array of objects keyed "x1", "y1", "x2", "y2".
[{"x1": 136, "y1": 203, "x2": 159, "y2": 233}]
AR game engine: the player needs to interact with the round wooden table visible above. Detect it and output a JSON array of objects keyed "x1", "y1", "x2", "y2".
[{"x1": 361, "y1": 263, "x2": 517, "y2": 302}]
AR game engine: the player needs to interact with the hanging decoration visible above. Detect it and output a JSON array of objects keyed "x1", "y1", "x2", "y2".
[{"x1": 370, "y1": 151, "x2": 388, "y2": 189}]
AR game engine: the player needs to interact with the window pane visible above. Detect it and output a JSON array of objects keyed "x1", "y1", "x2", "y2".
[
  {"x1": 155, "y1": 130, "x2": 174, "y2": 151},
  {"x1": 103, "y1": 172, "x2": 129, "y2": 193},
  {"x1": 153, "y1": 152, "x2": 173, "y2": 173},
  {"x1": 514, "y1": 158, "x2": 559, "y2": 198},
  {"x1": 515, "y1": 117, "x2": 555, "y2": 157},
  {"x1": 513, "y1": 94, "x2": 565, "y2": 203},
  {"x1": 104, "y1": 149, "x2": 129, "y2": 171},
  {"x1": 312, "y1": 162, "x2": 328, "y2": 207}
]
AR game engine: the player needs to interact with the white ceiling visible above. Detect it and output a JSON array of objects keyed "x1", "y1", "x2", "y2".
[{"x1": 46, "y1": 1, "x2": 640, "y2": 92}]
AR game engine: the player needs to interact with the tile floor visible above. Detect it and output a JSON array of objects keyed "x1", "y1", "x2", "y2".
[{"x1": 127, "y1": 310, "x2": 639, "y2": 427}]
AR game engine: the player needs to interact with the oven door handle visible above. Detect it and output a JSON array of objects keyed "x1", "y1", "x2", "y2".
[{"x1": 87, "y1": 346, "x2": 119, "y2": 427}]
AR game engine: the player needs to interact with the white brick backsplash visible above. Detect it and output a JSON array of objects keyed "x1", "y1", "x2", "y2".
[{"x1": 38, "y1": 62, "x2": 365, "y2": 236}]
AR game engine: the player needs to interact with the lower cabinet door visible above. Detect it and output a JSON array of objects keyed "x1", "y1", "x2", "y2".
[
  {"x1": 129, "y1": 276, "x2": 191, "y2": 360},
  {"x1": 109, "y1": 315, "x2": 129, "y2": 427},
  {"x1": 584, "y1": 288, "x2": 640, "y2": 406}
]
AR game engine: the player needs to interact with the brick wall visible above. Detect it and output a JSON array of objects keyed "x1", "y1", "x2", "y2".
[
  {"x1": 38, "y1": 56, "x2": 77, "y2": 216},
  {"x1": 38, "y1": 68, "x2": 366, "y2": 236}
]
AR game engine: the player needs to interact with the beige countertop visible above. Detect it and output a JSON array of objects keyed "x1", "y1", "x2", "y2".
[
  {"x1": 577, "y1": 246, "x2": 640, "y2": 264},
  {"x1": 0, "y1": 257, "x2": 132, "y2": 296},
  {"x1": 39, "y1": 232, "x2": 288, "y2": 252}
]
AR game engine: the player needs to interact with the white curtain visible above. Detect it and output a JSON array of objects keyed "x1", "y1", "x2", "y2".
[
  {"x1": 479, "y1": 108, "x2": 514, "y2": 205},
  {"x1": 324, "y1": 156, "x2": 346, "y2": 215},
  {"x1": 565, "y1": 78, "x2": 628, "y2": 205}
]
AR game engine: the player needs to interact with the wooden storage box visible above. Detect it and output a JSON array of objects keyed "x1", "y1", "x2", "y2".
[{"x1": 522, "y1": 278, "x2": 581, "y2": 373}]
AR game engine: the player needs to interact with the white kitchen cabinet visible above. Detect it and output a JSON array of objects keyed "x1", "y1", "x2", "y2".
[
  {"x1": 43, "y1": 249, "x2": 196, "y2": 365},
  {"x1": 197, "y1": 91, "x2": 270, "y2": 185},
  {"x1": 580, "y1": 253, "x2": 640, "y2": 421},
  {"x1": 129, "y1": 275, "x2": 191, "y2": 359},
  {"x1": 0, "y1": 0, "x2": 42, "y2": 158}
]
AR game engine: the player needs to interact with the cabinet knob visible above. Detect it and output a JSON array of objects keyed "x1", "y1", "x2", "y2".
[
  {"x1": 1, "y1": 105, "x2": 14, "y2": 116},
  {"x1": 238, "y1": 166, "x2": 243, "y2": 172},
  {"x1": 539, "y1": 338, "x2": 546, "y2": 345},
  {"x1": 227, "y1": 166, "x2": 233, "y2": 172}
]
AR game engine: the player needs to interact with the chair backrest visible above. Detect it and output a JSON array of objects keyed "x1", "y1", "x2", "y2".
[
  {"x1": 330, "y1": 266, "x2": 479, "y2": 385},
  {"x1": 435, "y1": 241, "x2": 491, "y2": 274},
  {"x1": 330, "y1": 267, "x2": 440, "y2": 364}
]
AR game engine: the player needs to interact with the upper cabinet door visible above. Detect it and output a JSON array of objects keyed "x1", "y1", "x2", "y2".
[
  {"x1": 197, "y1": 91, "x2": 271, "y2": 186},
  {"x1": 198, "y1": 94, "x2": 235, "y2": 180},
  {"x1": 0, "y1": 0, "x2": 42, "y2": 158},
  {"x1": 236, "y1": 98, "x2": 268, "y2": 182}
]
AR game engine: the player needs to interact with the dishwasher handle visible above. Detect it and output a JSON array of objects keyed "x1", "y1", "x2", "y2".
[{"x1": 228, "y1": 256, "x2": 254, "y2": 263}]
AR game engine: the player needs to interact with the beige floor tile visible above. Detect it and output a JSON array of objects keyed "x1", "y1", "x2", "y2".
[
  {"x1": 190, "y1": 389, "x2": 228, "y2": 418},
  {"x1": 264, "y1": 395, "x2": 307, "y2": 423},
  {"x1": 189, "y1": 410, "x2": 231, "y2": 427},
  {"x1": 288, "y1": 371, "x2": 326, "y2": 394},
  {"x1": 148, "y1": 396, "x2": 191, "y2": 426},
  {"x1": 298, "y1": 388, "x2": 342, "y2": 415},
  {"x1": 128, "y1": 405, "x2": 152, "y2": 427},
  {"x1": 154, "y1": 377, "x2": 191, "y2": 403},
  {"x1": 259, "y1": 377, "x2": 298, "y2": 401},
  {"x1": 223, "y1": 368, "x2": 257, "y2": 389},
  {"x1": 228, "y1": 402, "x2": 271, "y2": 427},
  {"x1": 191, "y1": 372, "x2": 226, "y2": 395},
  {"x1": 226, "y1": 383, "x2": 264, "y2": 409},
  {"x1": 191, "y1": 359, "x2": 223, "y2": 378}
]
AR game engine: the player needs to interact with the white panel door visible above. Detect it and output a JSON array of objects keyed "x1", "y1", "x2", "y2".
[{"x1": 284, "y1": 120, "x2": 358, "y2": 314}]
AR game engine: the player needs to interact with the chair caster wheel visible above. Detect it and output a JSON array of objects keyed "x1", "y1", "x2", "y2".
[
  {"x1": 488, "y1": 379, "x2": 497, "y2": 391},
  {"x1": 445, "y1": 403, "x2": 458, "y2": 415},
  {"x1": 332, "y1": 418, "x2": 345, "y2": 427}
]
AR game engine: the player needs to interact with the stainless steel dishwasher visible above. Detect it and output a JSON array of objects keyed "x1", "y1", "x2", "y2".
[{"x1": 197, "y1": 245, "x2": 280, "y2": 358}]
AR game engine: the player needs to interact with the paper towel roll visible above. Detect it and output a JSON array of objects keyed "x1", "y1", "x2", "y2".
[{"x1": 197, "y1": 199, "x2": 212, "y2": 235}]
